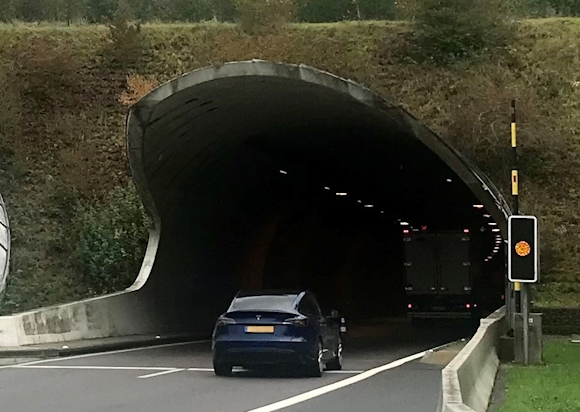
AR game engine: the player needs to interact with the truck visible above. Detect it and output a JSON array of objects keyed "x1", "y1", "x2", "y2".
[{"x1": 403, "y1": 229, "x2": 481, "y2": 320}]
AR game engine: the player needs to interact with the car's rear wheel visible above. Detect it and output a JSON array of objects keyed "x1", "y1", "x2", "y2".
[
  {"x1": 213, "y1": 361, "x2": 232, "y2": 377},
  {"x1": 326, "y1": 337, "x2": 343, "y2": 371},
  {"x1": 307, "y1": 340, "x2": 324, "y2": 377}
]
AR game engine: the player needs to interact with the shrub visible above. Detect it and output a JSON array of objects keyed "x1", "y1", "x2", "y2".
[
  {"x1": 413, "y1": 0, "x2": 515, "y2": 63},
  {"x1": 73, "y1": 183, "x2": 150, "y2": 294},
  {"x1": 104, "y1": 16, "x2": 143, "y2": 69},
  {"x1": 235, "y1": 0, "x2": 297, "y2": 35}
]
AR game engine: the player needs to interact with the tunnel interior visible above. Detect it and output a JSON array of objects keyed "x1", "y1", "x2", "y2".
[{"x1": 129, "y1": 63, "x2": 507, "y2": 333}]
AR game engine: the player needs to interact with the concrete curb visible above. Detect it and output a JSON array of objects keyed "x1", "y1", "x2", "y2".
[
  {"x1": 440, "y1": 306, "x2": 506, "y2": 412},
  {"x1": 0, "y1": 334, "x2": 208, "y2": 359}
]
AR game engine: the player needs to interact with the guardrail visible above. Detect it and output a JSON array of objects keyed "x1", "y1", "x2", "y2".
[
  {"x1": 0, "y1": 194, "x2": 10, "y2": 298},
  {"x1": 441, "y1": 306, "x2": 506, "y2": 412}
]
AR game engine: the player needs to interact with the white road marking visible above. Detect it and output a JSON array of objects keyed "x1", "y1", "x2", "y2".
[
  {"x1": 244, "y1": 350, "x2": 427, "y2": 412},
  {"x1": 13, "y1": 365, "x2": 174, "y2": 371},
  {"x1": 138, "y1": 368, "x2": 185, "y2": 379},
  {"x1": 187, "y1": 367, "x2": 214, "y2": 372},
  {"x1": 0, "y1": 339, "x2": 210, "y2": 369},
  {"x1": 326, "y1": 370, "x2": 364, "y2": 374}
]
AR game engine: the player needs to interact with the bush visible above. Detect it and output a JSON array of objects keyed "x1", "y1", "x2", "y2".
[
  {"x1": 235, "y1": 0, "x2": 297, "y2": 35},
  {"x1": 104, "y1": 16, "x2": 143, "y2": 69},
  {"x1": 73, "y1": 183, "x2": 150, "y2": 294},
  {"x1": 413, "y1": 0, "x2": 515, "y2": 63}
]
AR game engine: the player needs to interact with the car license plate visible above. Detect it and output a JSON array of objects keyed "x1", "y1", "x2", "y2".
[{"x1": 245, "y1": 325, "x2": 274, "y2": 333}]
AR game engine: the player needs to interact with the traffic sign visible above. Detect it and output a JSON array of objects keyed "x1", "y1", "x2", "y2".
[{"x1": 508, "y1": 215, "x2": 538, "y2": 283}]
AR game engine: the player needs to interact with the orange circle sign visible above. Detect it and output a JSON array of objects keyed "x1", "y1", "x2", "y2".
[{"x1": 515, "y1": 241, "x2": 531, "y2": 257}]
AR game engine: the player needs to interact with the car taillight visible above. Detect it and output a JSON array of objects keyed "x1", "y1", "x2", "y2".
[
  {"x1": 216, "y1": 316, "x2": 235, "y2": 326},
  {"x1": 287, "y1": 316, "x2": 308, "y2": 327}
]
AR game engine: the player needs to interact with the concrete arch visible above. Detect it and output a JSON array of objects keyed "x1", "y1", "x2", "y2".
[{"x1": 127, "y1": 59, "x2": 510, "y2": 289}]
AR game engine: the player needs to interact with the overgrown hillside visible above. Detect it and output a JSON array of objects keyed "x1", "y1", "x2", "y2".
[{"x1": 1, "y1": 19, "x2": 579, "y2": 314}]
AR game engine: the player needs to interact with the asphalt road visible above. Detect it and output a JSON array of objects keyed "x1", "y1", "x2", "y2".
[{"x1": 0, "y1": 320, "x2": 476, "y2": 412}]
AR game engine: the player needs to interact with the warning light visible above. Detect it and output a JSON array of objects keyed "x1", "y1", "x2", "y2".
[{"x1": 515, "y1": 240, "x2": 531, "y2": 257}]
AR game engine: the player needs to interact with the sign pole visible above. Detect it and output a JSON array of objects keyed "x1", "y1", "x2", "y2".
[
  {"x1": 511, "y1": 99, "x2": 530, "y2": 365},
  {"x1": 510, "y1": 100, "x2": 519, "y2": 330}
]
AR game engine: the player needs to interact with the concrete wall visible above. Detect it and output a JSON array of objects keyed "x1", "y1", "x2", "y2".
[{"x1": 441, "y1": 306, "x2": 506, "y2": 412}]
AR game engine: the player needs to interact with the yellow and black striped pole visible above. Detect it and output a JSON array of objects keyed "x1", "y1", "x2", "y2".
[{"x1": 511, "y1": 99, "x2": 521, "y2": 313}]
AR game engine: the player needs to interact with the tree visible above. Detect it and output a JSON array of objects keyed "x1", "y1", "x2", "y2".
[
  {"x1": 413, "y1": 0, "x2": 514, "y2": 63},
  {"x1": 86, "y1": 0, "x2": 117, "y2": 22}
]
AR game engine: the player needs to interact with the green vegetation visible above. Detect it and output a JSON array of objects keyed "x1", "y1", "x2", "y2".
[
  {"x1": 72, "y1": 183, "x2": 149, "y2": 294},
  {"x1": 1, "y1": 17, "x2": 580, "y2": 314},
  {"x1": 500, "y1": 340, "x2": 580, "y2": 412}
]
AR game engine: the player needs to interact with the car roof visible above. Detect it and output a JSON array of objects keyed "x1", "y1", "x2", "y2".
[{"x1": 235, "y1": 289, "x2": 303, "y2": 298}]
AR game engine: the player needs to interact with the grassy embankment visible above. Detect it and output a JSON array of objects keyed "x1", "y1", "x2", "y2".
[
  {"x1": 500, "y1": 340, "x2": 580, "y2": 412},
  {"x1": 0, "y1": 19, "x2": 579, "y2": 314}
]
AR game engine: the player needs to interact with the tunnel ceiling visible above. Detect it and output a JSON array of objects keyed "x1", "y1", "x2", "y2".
[{"x1": 127, "y1": 60, "x2": 509, "y2": 234}]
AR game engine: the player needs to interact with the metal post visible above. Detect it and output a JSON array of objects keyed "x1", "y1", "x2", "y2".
[
  {"x1": 511, "y1": 99, "x2": 520, "y2": 325},
  {"x1": 522, "y1": 283, "x2": 529, "y2": 365}
]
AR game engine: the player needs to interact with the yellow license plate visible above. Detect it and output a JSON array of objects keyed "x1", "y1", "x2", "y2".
[{"x1": 245, "y1": 325, "x2": 274, "y2": 333}]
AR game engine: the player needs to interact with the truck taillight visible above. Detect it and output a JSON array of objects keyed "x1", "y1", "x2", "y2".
[
  {"x1": 463, "y1": 229, "x2": 469, "y2": 233},
  {"x1": 465, "y1": 304, "x2": 471, "y2": 309},
  {"x1": 407, "y1": 303, "x2": 413, "y2": 309}
]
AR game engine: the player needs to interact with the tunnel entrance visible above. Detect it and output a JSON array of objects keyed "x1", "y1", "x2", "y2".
[{"x1": 127, "y1": 60, "x2": 509, "y2": 334}]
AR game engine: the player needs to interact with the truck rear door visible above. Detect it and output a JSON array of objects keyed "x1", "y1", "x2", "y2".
[
  {"x1": 404, "y1": 233, "x2": 437, "y2": 294},
  {"x1": 437, "y1": 232, "x2": 471, "y2": 294}
]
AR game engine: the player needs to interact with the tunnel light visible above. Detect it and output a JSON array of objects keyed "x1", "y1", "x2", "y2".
[
  {"x1": 400, "y1": 222, "x2": 409, "y2": 226},
  {"x1": 364, "y1": 204, "x2": 374, "y2": 208},
  {"x1": 357, "y1": 200, "x2": 362, "y2": 204},
  {"x1": 484, "y1": 258, "x2": 489, "y2": 262},
  {"x1": 474, "y1": 304, "x2": 477, "y2": 308},
  {"x1": 473, "y1": 204, "x2": 484, "y2": 209},
  {"x1": 492, "y1": 228, "x2": 500, "y2": 232},
  {"x1": 483, "y1": 214, "x2": 492, "y2": 218},
  {"x1": 488, "y1": 222, "x2": 497, "y2": 226},
  {"x1": 336, "y1": 193, "x2": 347, "y2": 196},
  {"x1": 412, "y1": 228, "x2": 419, "y2": 232},
  {"x1": 279, "y1": 170, "x2": 288, "y2": 175},
  {"x1": 446, "y1": 178, "x2": 453, "y2": 183},
  {"x1": 381, "y1": 211, "x2": 385, "y2": 214},
  {"x1": 324, "y1": 187, "x2": 330, "y2": 190}
]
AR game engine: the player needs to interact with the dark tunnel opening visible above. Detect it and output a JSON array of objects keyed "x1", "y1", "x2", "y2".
[{"x1": 127, "y1": 61, "x2": 509, "y2": 335}]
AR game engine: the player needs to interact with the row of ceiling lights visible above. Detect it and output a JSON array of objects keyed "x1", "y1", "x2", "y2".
[
  {"x1": 475, "y1": 206, "x2": 504, "y2": 262},
  {"x1": 281, "y1": 169, "x2": 388, "y2": 214},
  {"x1": 280, "y1": 170, "x2": 502, "y2": 248}
]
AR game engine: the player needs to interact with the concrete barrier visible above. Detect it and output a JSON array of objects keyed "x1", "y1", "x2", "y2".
[{"x1": 441, "y1": 306, "x2": 506, "y2": 412}]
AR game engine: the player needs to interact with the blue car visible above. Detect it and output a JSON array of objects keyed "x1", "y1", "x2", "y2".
[{"x1": 212, "y1": 289, "x2": 344, "y2": 377}]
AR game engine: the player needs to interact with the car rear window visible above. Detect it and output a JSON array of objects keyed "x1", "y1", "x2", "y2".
[{"x1": 229, "y1": 294, "x2": 298, "y2": 312}]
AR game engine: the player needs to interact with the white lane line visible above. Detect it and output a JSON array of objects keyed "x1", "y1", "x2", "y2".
[
  {"x1": 138, "y1": 368, "x2": 185, "y2": 379},
  {"x1": 326, "y1": 370, "x2": 364, "y2": 374},
  {"x1": 244, "y1": 350, "x2": 426, "y2": 412},
  {"x1": 1, "y1": 339, "x2": 210, "y2": 368},
  {"x1": 13, "y1": 365, "x2": 174, "y2": 371},
  {"x1": 187, "y1": 367, "x2": 214, "y2": 372}
]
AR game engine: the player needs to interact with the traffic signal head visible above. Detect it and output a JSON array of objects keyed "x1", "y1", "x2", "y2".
[{"x1": 508, "y1": 215, "x2": 538, "y2": 283}]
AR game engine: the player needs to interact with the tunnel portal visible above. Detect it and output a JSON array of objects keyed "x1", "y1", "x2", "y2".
[{"x1": 126, "y1": 60, "x2": 510, "y2": 334}]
